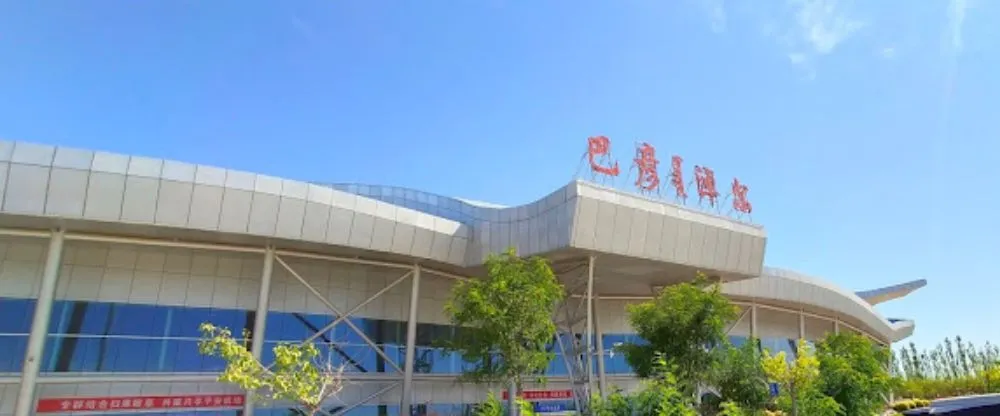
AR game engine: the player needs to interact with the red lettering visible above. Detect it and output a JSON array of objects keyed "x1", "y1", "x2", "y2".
[
  {"x1": 694, "y1": 165, "x2": 720, "y2": 207},
  {"x1": 731, "y1": 178, "x2": 752, "y2": 215},
  {"x1": 632, "y1": 142, "x2": 660, "y2": 193},
  {"x1": 36, "y1": 395, "x2": 246, "y2": 413},
  {"x1": 669, "y1": 155, "x2": 687, "y2": 202},
  {"x1": 586, "y1": 136, "x2": 620, "y2": 177}
]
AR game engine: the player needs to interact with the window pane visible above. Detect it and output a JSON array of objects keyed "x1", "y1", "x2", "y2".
[
  {"x1": 0, "y1": 335, "x2": 27, "y2": 372},
  {"x1": 0, "y1": 297, "x2": 35, "y2": 334}
]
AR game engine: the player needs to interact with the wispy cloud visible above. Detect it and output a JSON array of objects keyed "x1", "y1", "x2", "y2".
[
  {"x1": 945, "y1": 0, "x2": 970, "y2": 54},
  {"x1": 880, "y1": 46, "x2": 897, "y2": 59},
  {"x1": 707, "y1": 0, "x2": 727, "y2": 33},
  {"x1": 783, "y1": 0, "x2": 866, "y2": 66}
]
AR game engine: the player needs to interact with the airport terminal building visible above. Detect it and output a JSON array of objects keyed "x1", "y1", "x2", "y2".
[{"x1": 0, "y1": 140, "x2": 923, "y2": 415}]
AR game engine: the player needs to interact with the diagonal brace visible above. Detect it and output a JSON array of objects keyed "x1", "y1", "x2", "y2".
[
  {"x1": 275, "y1": 255, "x2": 403, "y2": 374},
  {"x1": 302, "y1": 270, "x2": 413, "y2": 345}
]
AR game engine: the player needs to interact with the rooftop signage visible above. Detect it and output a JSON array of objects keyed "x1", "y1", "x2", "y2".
[{"x1": 580, "y1": 136, "x2": 754, "y2": 222}]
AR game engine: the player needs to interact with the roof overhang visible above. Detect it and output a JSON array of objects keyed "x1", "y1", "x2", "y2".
[
  {"x1": 855, "y1": 279, "x2": 927, "y2": 305},
  {"x1": 722, "y1": 267, "x2": 918, "y2": 343}
]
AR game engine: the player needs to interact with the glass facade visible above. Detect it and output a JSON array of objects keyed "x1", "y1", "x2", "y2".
[
  {"x1": 0, "y1": 297, "x2": 35, "y2": 373},
  {"x1": 759, "y1": 337, "x2": 798, "y2": 359},
  {"x1": 326, "y1": 184, "x2": 490, "y2": 225},
  {"x1": 0, "y1": 297, "x2": 643, "y2": 377},
  {"x1": 2, "y1": 295, "x2": 815, "y2": 378}
]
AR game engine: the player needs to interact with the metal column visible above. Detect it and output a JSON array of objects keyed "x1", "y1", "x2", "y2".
[
  {"x1": 592, "y1": 297, "x2": 607, "y2": 398},
  {"x1": 243, "y1": 246, "x2": 275, "y2": 416},
  {"x1": 400, "y1": 264, "x2": 421, "y2": 413},
  {"x1": 13, "y1": 229, "x2": 66, "y2": 416},
  {"x1": 798, "y1": 312, "x2": 805, "y2": 340},
  {"x1": 584, "y1": 256, "x2": 596, "y2": 397},
  {"x1": 750, "y1": 304, "x2": 758, "y2": 338}
]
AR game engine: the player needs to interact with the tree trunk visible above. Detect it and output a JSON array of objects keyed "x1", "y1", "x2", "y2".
[
  {"x1": 790, "y1": 383, "x2": 798, "y2": 416},
  {"x1": 507, "y1": 379, "x2": 519, "y2": 416}
]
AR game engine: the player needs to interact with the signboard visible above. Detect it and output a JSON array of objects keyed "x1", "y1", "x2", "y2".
[
  {"x1": 580, "y1": 136, "x2": 754, "y2": 221},
  {"x1": 36, "y1": 394, "x2": 244, "y2": 413},
  {"x1": 534, "y1": 401, "x2": 573, "y2": 413},
  {"x1": 502, "y1": 389, "x2": 574, "y2": 401}
]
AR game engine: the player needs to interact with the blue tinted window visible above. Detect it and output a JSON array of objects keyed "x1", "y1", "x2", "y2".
[
  {"x1": 30, "y1": 298, "x2": 634, "y2": 376},
  {"x1": 760, "y1": 338, "x2": 797, "y2": 361},
  {"x1": 0, "y1": 297, "x2": 36, "y2": 334},
  {"x1": 0, "y1": 335, "x2": 27, "y2": 372},
  {"x1": 42, "y1": 301, "x2": 249, "y2": 373}
]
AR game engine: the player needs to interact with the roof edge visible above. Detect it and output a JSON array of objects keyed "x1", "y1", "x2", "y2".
[{"x1": 856, "y1": 279, "x2": 928, "y2": 306}]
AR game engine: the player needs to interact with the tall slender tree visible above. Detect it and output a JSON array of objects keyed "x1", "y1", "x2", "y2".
[
  {"x1": 618, "y1": 272, "x2": 739, "y2": 390},
  {"x1": 441, "y1": 247, "x2": 564, "y2": 393}
]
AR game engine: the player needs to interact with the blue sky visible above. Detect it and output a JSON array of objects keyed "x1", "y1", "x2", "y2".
[{"x1": 0, "y1": 1, "x2": 996, "y2": 350}]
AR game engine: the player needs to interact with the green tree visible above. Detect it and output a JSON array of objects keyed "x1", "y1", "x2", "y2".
[
  {"x1": 618, "y1": 273, "x2": 739, "y2": 389},
  {"x1": 473, "y1": 393, "x2": 536, "y2": 416},
  {"x1": 198, "y1": 323, "x2": 343, "y2": 415},
  {"x1": 591, "y1": 355, "x2": 698, "y2": 416},
  {"x1": 762, "y1": 339, "x2": 841, "y2": 416},
  {"x1": 815, "y1": 332, "x2": 893, "y2": 416},
  {"x1": 711, "y1": 338, "x2": 770, "y2": 412},
  {"x1": 442, "y1": 247, "x2": 564, "y2": 391},
  {"x1": 717, "y1": 401, "x2": 751, "y2": 416}
]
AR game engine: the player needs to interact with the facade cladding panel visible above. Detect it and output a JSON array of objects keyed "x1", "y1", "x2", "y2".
[{"x1": 0, "y1": 141, "x2": 915, "y2": 416}]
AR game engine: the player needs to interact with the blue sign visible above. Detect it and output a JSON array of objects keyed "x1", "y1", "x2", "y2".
[
  {"x1": 769, "y1": 383, "x2": 780, "y2": 397},
  {"x1": 533, "y1": 401, "x2": 572, "y2": 413}
]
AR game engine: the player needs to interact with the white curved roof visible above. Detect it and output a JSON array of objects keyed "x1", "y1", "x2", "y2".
[
  {"x1": 855, "y1": 279, "x2": 927, "y2": 305},
  {"x1": 722, "y1": 267, "x2": 916, "y2": 343}
]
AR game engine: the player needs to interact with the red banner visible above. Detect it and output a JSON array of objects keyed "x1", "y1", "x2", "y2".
[
  {"x1": 502, "y1": 390, "x2": 573, "y2": 401},
  {"x1": 36, "y1": 394, "x2": 244, "y2": 413}
]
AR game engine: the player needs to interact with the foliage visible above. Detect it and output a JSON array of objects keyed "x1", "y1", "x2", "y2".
[
  {"x1": 442, "y1": 247, "x2": 564, "y2": 388},
  {"x1": 717, "y1": 401, "x2": 751, "y2": 416},
  {"x1": 472, "y1": 392, "x2": 536, "y2": 416},
  {"x1": 893, "y1": 337, "x2": 1000, "y2": 399},
  {"x1": 762, "y1": 339, "x2": 842, "y2": 416},
  {"x1": 198, "y1": 323, "x2": 342, "y2": 414},
  {"x1": 815, "y1": 332, "x2": 893, "y2": 416},
  {"x1": 618, "y1": 272, "x2": 739, "y2": 389},
  {"x1": 890, "y1": 398, "x2": 930, "y2": 412},
  {"x1": 710, "y1": 338, "x2": 771, "y2": 412},
  {"x1": 591, "y1": 355, "x2": 698, "y2": 416}
]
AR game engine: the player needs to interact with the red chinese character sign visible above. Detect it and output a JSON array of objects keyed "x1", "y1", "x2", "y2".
[
  {"x1": 730, "y1": 178, "x2": 752, "y2": 219},
  {"x1": 669, "y1": 155, "x2": 687, "y2": 203},
  {"x1": 36, "y1": 394, "x2": 244, "y2": 413},
  {"x1": 694, "y1": 165, "x2": 720, "y2": 208},
  {"x1": 584, "y1": 135, "x2": 620, "y2": 182},
  {"x1": 631, "y1": 142, "x2": 660, "y2": 195},
  {"x1": 574, "y1": 136, "x2": 756, "y2": 223}
]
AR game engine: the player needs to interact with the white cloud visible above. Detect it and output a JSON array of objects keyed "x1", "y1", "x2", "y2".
[
  {"x1": 946, "y1": 0, "x2": 971, "y2": 54},
  {"x1": 708, "y1": 0, "x2": 727, "y2": 33},
  {"x1": 785, "y1": 0, "x2": 866, "y2": 64},
  {"x1": 696, "y1": 0, "x2": 728, "y2": 33},
  {"x1": 880, "y1": 46, "x2": 897, "y2": 59}
]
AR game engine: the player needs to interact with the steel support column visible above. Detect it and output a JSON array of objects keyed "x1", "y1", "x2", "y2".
[
  {"x1": 798, "y1": 312, "x2": 805, "y2": 340},
  {"x1": 400, "y1": 264, "x2": 421, "y2": 413},
  {"x1": 243, "y1": 246, "x2": 275, "y2": 416},
  {"x1": 593, "y1": 296, "x2": 607, "y2": 398},
  {"x1": 13, "y1": 229, "x2": 65, "y2": 416},
  {"x1": 584, "y1": 255, "x2": 596, "y2": 397},
  {"x1": 750, "y1": 304, "x2": 758, "y2": 338}
]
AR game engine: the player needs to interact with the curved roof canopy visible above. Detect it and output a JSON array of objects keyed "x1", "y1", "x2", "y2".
[
  {"x1": 722, "y1": 268, "x2": 919, "y2": 343},
  {"x1": 855, "y1": 279, "x2": 927, "y2": 305}
]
